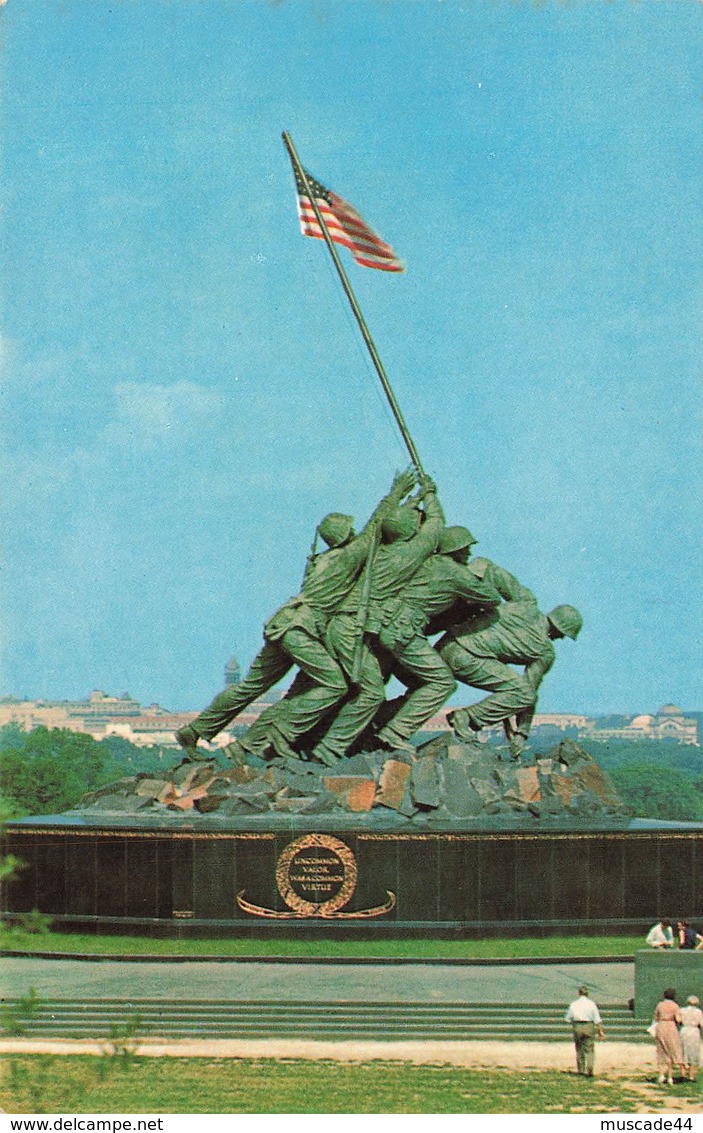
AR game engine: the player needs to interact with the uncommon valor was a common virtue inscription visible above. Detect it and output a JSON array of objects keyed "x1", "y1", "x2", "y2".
[{"x1": 237, "y1": 833, "x2": 396, "y2": 919}]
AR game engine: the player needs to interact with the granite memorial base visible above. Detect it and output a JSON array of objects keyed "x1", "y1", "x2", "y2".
[
  {"x1": 634, "y1": 950, "x2": 703, "y2": 1020},
  {"x1": 3, "y1": 814, "x2": 702, "y2": 938}
]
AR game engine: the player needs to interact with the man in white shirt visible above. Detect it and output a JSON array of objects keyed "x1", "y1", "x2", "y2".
[
  {"x1": 646, "y1": 919, "x2": 674, "y2": 949},
  {"x1": 565, "y1": 985, "x2": 606, "y2": 1076}
]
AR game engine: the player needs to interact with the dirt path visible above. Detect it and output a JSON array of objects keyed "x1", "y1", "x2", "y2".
[{"x1": 0, "y1": 1036, "x2": 659, "y2": 1073}]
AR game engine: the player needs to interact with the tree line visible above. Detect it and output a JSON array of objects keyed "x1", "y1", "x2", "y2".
[
  {"x1": 0, "y1": 724, "x2": 179, "y2": 818},
  {"x1": 580, "y1": 737, "x2": 703, "y2": 823}
]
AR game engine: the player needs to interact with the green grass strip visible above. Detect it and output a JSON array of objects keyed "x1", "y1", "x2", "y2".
[
  {"x1": 2, "y1": 1055, "x2": 698, "y2": 1114},
  {"x1": 0, "y1": 926, "x2": 641, "y2": 959}
]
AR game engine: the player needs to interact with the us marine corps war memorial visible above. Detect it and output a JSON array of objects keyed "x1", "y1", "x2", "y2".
[{"x1": 4, "y1": 134, "x2": 701, "y2": 939}]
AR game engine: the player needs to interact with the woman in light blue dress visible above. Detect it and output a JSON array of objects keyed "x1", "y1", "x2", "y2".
[{"x1": 679, "y1": 995, "x2": 703, "y2": 1082}]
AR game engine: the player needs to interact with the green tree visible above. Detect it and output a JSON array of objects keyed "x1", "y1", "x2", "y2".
[
  {"x1": 0, "y1": 726, "x2": 114, "y2": 816},
  {"x1": 99, "y1": 734, "x2": 179, "y2": 774},
  {"x1": 0, "y1": 725, "x2": 181, "y2": 817},
  {"x1": 609, "y1": 763, "x2": 703, "y2": 822},
  {"x1": 582, "y1": 738, "x2": 703, "y2": 774}
]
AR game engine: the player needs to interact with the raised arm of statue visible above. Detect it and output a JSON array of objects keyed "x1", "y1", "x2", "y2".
[
  {"x1": 418, "y1": 477, "x2": 445, "y2": 532},
  {"x1": 362, "y1": 467, "x2": 416, "y2": 532},
  {"x1": 335, "y1": 467, "x2": 417, "y2": 581}
]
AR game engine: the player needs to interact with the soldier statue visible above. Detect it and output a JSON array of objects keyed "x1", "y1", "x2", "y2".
[
  {"x1": 440, "y1": 598, "x2": 583, "y2": 758},
  {"x1": 176, "y1": 467, "x2": 416, "y2": 760},
  {"x1": 305, "y1": 476, "x2": 445, "y2": 764},
  {"x1": 365, "y1": 525, "x2": 503, "y2": 752}
]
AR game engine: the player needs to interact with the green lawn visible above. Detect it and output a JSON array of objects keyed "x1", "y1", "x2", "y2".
[
  {"x1": 0, "y1": 926, "x2": 641, "y2": 960},
  {"x1": 2, "y1": 1055, "x2": 697, "y2": 1114}
]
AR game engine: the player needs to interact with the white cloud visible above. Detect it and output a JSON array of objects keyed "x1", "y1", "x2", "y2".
[{"x1": 101, "y1": 381, "x2": 227, "y2": 449}]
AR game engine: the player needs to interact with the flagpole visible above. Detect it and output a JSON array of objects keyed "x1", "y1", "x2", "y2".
[{"x1": 282, "y1": 131, "x2": 425, "y2": 477}]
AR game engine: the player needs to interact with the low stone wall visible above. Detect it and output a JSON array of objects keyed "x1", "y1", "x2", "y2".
[
  {"x1": 4, "y1": 820, "x2": 702, "y2": 937},
  {"x1": 634, "y1": 950, "x2": 703, "y2": 1019}
]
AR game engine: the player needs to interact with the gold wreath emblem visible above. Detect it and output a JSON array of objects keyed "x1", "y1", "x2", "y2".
[{"x1": 275, "y1": 832, "x2": 357, "y2": 915}]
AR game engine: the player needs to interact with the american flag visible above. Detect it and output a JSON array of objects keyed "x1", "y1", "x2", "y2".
[{"x1": 293, "y1": 166, "x2": 404, "y2": 273}]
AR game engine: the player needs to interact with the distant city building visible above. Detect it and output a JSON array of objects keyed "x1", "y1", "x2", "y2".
[
  {"x1": 0, "y1": 680, "x2": 286, "y2": 748},
  {"x1": 0, "y1": 692, "x2": 698, "y2": 748},
  {"x1": 422, "y1": 708, "x2": 591, "y2": 737},
  {"x1": 420, "y1": 704, "x2": 700, "y2": 747},
  {"x1": 0, "y1": 691, "x2": 195, "y2": 748},
  {"x1": 66, "y1": 690, "x2": 142, "y2": 721},
  {"x1": 531, "y1": 713, "x2": 592, "y2": 731},
  {"x1": 224, "y1": 656, "x2": 242, "y2": 686},
  {"x1": 586, "y1": 703, "x2": 698, "y2": 746}
]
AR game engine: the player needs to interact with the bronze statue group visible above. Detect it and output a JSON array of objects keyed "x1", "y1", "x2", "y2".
[{"x1": 177, "y1": 469, "x2": 582, "y2": 765}]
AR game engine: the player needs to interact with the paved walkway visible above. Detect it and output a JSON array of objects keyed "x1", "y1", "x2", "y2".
[{"x1": 0, "y1": 957, "x2": 634, "y2": 1004}]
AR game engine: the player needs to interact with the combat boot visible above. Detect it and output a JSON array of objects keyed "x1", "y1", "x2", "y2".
[
  {"x1": 175, "y1": 724, "x2": 201, "y2": 758},
  {"x1": 447, "y1": 708, "x2": 481, "y2": 743}
]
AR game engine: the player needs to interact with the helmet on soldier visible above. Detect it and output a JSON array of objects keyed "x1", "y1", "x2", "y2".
[
  {"x1": 381, "y1": 504, "x2": 421, "y2": 543},
  {"x1": 438, "y1": 526, "x2": 477, "y2": 555},
  {"x1": 318, "y1": 513, "x2": 355, "y2": 548},
  {"x1": 547, "y1": 605, "x2": 583, "y2": 640}
]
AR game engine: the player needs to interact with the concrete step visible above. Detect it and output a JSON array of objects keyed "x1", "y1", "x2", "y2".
[{"x1": 1, "y1": 999, "x2": 648, "y2": 1043}]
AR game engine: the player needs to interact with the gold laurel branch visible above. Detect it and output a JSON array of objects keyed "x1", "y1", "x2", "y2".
[
  {"x1": 236, "y1": 890, "x2": 396, "y2": 920},
  {"x1": 236, "y1": 891, "x2": 306, "y2": 919},
  {"x1": 320, "y1": 891, "x2": 396, "y2": 919}
]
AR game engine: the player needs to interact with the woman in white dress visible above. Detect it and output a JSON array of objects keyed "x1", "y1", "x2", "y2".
[{"x1": 679, "y1": 995, "x2": 703, "y2": 1082}]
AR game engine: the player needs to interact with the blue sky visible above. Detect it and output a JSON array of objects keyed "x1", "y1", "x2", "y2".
[{"x1": 1, "y1": 0, "x2": 701, "y2": 715}]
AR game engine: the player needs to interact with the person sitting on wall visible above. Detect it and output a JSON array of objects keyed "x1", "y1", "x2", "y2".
[
  {"x1": 677, "y1": 920, "x2": 703, "y2": 950},
  {"x1": 645, "y1": 919, "x2": 675, "y2": 949}
]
